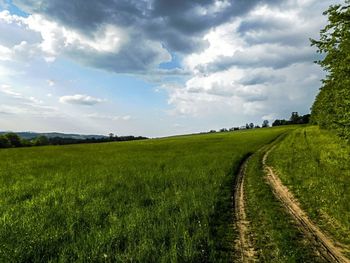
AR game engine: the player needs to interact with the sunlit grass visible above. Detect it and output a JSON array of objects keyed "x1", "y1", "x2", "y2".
[
  {"x1": 0, "y1": 127, "x2": 288, "y2": 262},
  {"x1": 268, "y1": 126, "x2": 350, "y2": 250},
  {"x1": 245, "y1": 141, "x2": 325, "y2": 262}
]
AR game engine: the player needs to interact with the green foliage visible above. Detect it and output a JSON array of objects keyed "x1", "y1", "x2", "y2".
[
  {"x1": 272, "y1": 112, "x2": 310, "y2": 126},
  {"x1": 311, "y1": 1, "x2": 350, "y2": 139},
  {"x1": 262, "y1": 120, "x2": 269, "y2": 128},
  {"x1": 268, "y1": 126, "x2": 350, "y2": 256},
  {"x1": 245, "y1": 141, "x2": 326, "y2": 262},
  {"x1": 4, "y1": 132, "x2": 22, "y2": 147},
  {"x1": 290, "y1": 112, "x2": 299, "y2": 123},
  {"x1": 0, "y1": 133, "x2": 33, "y2": 148},
  {"x1": 0, "y1": 127, "x2": 289, "y2": 262},
  {"x1": 32, "y1": 135, "x2": 50, "y2": 146},
  {"x1": 0, "y1": 136, "x2": 11, "y2": 148}
]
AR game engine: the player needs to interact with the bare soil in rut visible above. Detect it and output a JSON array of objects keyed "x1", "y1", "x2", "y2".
[{"x1": 233, "y1": 157, "x2": 256, "y2": 263}]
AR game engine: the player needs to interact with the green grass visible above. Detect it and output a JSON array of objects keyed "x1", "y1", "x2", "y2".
[
  {"x1": 268, "y1": 126, "x2": 350, "y2": 254},
  {"x1": 245, "y1": 140, "x2": 326, "y2": 262},
  {"x1": 0, "y1": 127, "x2": 288, "y2": 262}
]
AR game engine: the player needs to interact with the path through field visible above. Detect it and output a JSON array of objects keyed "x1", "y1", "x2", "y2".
[
  {"x1": 263, "y1": 146, "x2": 350, "y2": 263},
  {"x1": 234, "y1": 157, "x2": 256, "y2": 263}
]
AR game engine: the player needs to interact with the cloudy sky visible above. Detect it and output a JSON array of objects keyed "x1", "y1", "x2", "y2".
[{"x1": 0, "y1": 0, "x2": 341, "y2": 137}]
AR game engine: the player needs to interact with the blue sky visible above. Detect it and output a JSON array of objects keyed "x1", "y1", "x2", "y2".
[{"x1": 0, "y1": 0, "x2": 342, "y2": 136}]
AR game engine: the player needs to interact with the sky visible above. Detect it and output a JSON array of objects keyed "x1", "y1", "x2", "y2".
[{"x1": 0, "y1": 0, "x2": 342, "y2": 137}]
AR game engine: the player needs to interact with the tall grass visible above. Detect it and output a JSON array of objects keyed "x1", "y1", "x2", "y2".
[
  {"x1": 0, "y1": 128, "x2": 287, "y2": 262},
  {"x1": 268, "y1": 126, "x2": 350, "y2": 253}
]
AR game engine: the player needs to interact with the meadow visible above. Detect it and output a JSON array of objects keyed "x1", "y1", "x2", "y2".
[
  {"x1": 0, "y1": 127, "x2": 288, "y2": 262},
  {"x1": 268, "y1": 126, "x2": 350, "y2": 257}
]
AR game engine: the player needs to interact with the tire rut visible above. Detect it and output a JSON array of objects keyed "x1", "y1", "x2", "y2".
[
  {"x1": 263, "y1": 146, "x2": 350, "y2": 263},
  {"x1": 234, "y1": 156, "x2": 256, "y2": 263}
]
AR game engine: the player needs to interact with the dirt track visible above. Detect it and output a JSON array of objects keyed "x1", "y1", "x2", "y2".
[
  {"x1": 263, "y1": 146, "x2": 350, "y2": 263},
  {"x1": 234, "y1": 157, "x2": 256, "y2": 263}
]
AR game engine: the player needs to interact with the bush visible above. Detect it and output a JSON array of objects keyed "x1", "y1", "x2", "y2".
[
  {"x1": 0, "y1": 136, "x2": 11, "y2": 148},
  {"x1": 4, "y1": 133, "x2": 22, "y2": 147}
]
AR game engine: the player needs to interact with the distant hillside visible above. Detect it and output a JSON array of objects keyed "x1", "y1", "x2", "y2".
[{"x1": 0, "y1": 131, "x2": 107, "y2": 140}]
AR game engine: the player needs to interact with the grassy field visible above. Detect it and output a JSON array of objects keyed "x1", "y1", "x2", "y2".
[
  {"x1": 0, "y1": 127, "x2": 288, "y2": 262},
  {"x1": 268, "y1": 126, "x2": 350, "y2": 255},
  {"x1": 245, "y1": 140, "x2": 326, "y2": 262}
]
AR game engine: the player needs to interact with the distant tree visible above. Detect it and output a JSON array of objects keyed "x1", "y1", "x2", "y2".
[
  {"x1": 4, "y1": 133, "x2": 22, "y2": 147},
  {"x1": 272, "y1": 119, "x2": 282, "y2": 126},
  {"x1": 245, "y1": 123, "x2": 250, "y2": 129},
  {"x1": 33, "y1": 136, "x2": 49, "y2": 146},
  {"x1": 48, "y1": 137, "x2": 79, "y2": 145},
  {"x1": 301, "y1": 114, "x2": 311, "y2": 124},
  {"x1": 272, "y1": 120, "x2": 279, "y2": 126},
  {"x1": 255, "y1": 125, "x2": 261, "y2": 128},
  {"x1": 273, "y1": 113, "x2": 310, "y2": 126},
  {"x1": 0, "y1": 136, "x2": 11, "y2": 148},
  {"x1": 249, "y1": 123, "x2": 254, "y2": 129},
  {"x1": 20, "y1": 138, "x2": 32, "y2": 147},
  {"x1": 209, "y1": 130, "x2": 216, "y2": 133},
  {"x1": 290, "y1": 112, "x2": 300, "y2": 124},
  {"x1": 262, "y1": 120, "x2": 269, "y2": 128},
  {"x1": 234, "y1": 127, "x2": 239, "y2": 131},
  {"x1": 220, "y1": 128, "x2": 228, "y2": 132}
]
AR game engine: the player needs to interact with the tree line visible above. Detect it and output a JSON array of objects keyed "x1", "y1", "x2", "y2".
[
  {"x1": 272, "y1": 112, "x2": 310, "y2": 126},
  {"x1": 1, "y1": 111, "x2": 310, "y2": 148},
  {"x1": 208, "y1": 112, "x2": 309, "y2": 133},
  {"x1": 310, "y1": 1, "x2": 350, "y2": 140},
  {"x1": 209, "y1": 120, "x2": 269, "y2": 134},
  {"x1": 0, "y1": 133, "x2": 148, "y2": 149}
]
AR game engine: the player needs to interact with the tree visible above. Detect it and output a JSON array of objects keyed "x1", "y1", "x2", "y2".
[
  {"x1": 20, "y1": 138, "x2": 32, "y2": 147},
  {"x1": 272, "y1": 120, "x2": 282, "y2": 126},
  {"x1": 262, "y1": 120, "x2": 269, "y2": 128},
  {"x1": 33, "y1": 136, "x2": 49, "y2": 146},
  {"x1": 0, "y1": 136, "x2": 11, "y2": 148},
  {"x1": 301, "y1": 114, "x2": 311, "y2": 124},
  {"x1": 249, "y1": 123, "x2": 254, "y2": 129},
  {"x1": 290, "y1": 112, "x2": 300, "y2": 124},
  {"x1": 4, "y1": 133, "x2": 22, "y2": 147},
  {"x1": 310, "y1": 1, "x2": 350, "y2": 139}
]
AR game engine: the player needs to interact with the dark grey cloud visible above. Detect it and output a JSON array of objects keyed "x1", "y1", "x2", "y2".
[
  {"x1": 239, "y1": 73, "x2": 285, "y2": 86},
  {"x1": 12, "y1": 0, "x2": 281, "y2": 54},
  {"x1": 238, "y1": 18, "x2": 289, "y2": 33},
  {"x1": 0, "y1": 110, "x2": 12, "y2": 115},
  {"x1": 65, "y1": 34, "x2": 169, "y2": 73},
  {"x1": 236, "y1": 92, "x2": 268, "y2": 102},
  {"x1": 5, "y1": 0, "x2": 291, "y2": 75},
  {"x1": 196, "y1": 45, "x2": 318, "y2": 74},
  {"x1": 238, "y1": 16, "x2": 311, "y2": 47}
]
